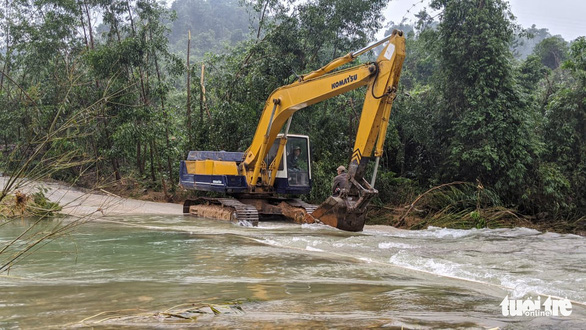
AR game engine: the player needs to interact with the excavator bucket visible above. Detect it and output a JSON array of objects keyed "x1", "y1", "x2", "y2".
[
  {"x1": 305, "y1": 195, "x2": 370, "y2": 232},
  {"x1": 305, "y1": 175, "x2": 378, "y2": 232}
]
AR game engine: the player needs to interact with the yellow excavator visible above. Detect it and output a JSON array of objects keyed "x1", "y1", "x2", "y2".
[{"x1": 179, "y1": 29, "x2": 405, "y2": 231}]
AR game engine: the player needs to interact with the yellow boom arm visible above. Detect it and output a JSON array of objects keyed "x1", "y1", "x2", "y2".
[{"x1": 242, "y1": 30, "x2": 405, "y2": 188}]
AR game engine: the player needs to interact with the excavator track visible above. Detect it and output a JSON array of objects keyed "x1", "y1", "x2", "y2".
[
  {"x1": 217, "y1": 198, "x2": 259, "y2": 226},
  {"x1": 287, "y1": 199, "x2": 318, "y2": 215},
  {"x1": 183, "y1": 197, "x2": 319, "y2": 226},
  {"x1": 183, "y1": 197, "x2": 259, "y2": 226}
]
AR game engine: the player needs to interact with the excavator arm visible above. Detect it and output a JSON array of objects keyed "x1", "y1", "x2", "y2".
[{"x1": 242, "y1": 30, "x2": 405, "y2": 192}]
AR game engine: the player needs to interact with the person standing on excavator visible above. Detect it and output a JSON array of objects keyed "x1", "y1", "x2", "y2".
[{"x1": 332, "y1": 165, "x2": 348, "y2": 196}]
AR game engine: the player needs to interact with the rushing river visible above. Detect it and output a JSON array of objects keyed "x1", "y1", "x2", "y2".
[{"x1": 1, "y1": 215, "x2": 585, "y2": 328}]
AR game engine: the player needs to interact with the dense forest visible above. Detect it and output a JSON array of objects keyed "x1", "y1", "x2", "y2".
[{"x1": 0, "y1": 0, "x2": 584, "y2": 230}]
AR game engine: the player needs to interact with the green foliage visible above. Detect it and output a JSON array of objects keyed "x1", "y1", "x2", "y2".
[
  {"x1": 374, "y1": 171, "x2": 417, "y2": 206},
  {"x1": 308, "y1": 155, "x2": 336, "y2": 203},
  {"x1": 533, "y1": 36, "x2": 568, "y2": 69},
  {"x1": 563, "y1": 37, "x2": 586, "y2": 83},
  {"x1": 422, "y1": 184, "x2": 501, "y2": 214},
  {"x1": 517, "y1": 55, "x2": 549, "y2": 92},
  {"x1": 29, "y1": 188, "x2": 62, "y2": 217},
  {"x1": 522, "y1": 162, "x2": 571, "y2": 217},
  {"x1": 430, "y1": 0, "x2": 535, "y2": 202},
  {"x1": 533, "y1": 36, "x2": 586, "y2": 217},
  {"x1": 469, "y1": 210, "x2": 486, "y2": 229},
  {"x1": 513, "y1": 24, "x2": 552, "y2": 59},
  {"x1": 381, "y1": 1, "x2": 584, "y2": 224}
]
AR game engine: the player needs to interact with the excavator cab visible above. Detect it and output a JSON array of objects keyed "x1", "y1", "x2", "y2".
[{"x1": 266, "y1": 134, "x2": 311, "y2": 195}]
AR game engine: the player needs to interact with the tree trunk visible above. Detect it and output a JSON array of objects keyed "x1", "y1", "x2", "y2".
[
  {"x1": 1, "y1": 0, "x2": 8, "y2": 91},
  {"x1": 186, "y1": 30, "x2": 192, "y2": 147},
  {"x1": 200, "y1": 64, "x2": 210, "y2": 120},
  {"x1": 125, "y1": 0, "x2": 147, "y2": 105},
  {"x1": 142, "y1": 143, "x2": 147, "y2": 175},
  {"x1": 111, "y1": 157, "x2": 121, "y2": 181},
  {"x1": 150, "y1": 28, "x2": 174, "y2": 186},
  {"x1": 137, "y1": 140, "x2": 143, "y2": 175},
  {"x1": 150, "y1": 140, "x2": 156, "y2": 182},
  {"x1": 83, "y1": 0, "x2": 94, "y2": 49},
  {"x1": 78, "y1": 2, "x2": 89, "y2": 50},
  {"x1": 200, "y1": 64, "x2": 204, "y2": 123},
  {"x1": 256, "y1": 0, "x2": 269, "y2": 39}
]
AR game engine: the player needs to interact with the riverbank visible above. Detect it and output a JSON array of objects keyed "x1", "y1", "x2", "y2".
[
  {"x1": 2, "y1": 175, "x2": 583, "y2": 235},
  {"x1": 366, "y1": 204, "x2": 586, "y2": 236},
  {"x1": 0, "y1": 176, "x2": 183, "y2": 217}
]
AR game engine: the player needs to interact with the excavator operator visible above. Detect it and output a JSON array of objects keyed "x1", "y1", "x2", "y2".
[{"x1": 288, "y1": 146, "x2": 302, "y2": 171}]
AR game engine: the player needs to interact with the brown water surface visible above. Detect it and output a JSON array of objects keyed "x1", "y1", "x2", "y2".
[{"x1": 1, "y1": 216, "x2": 585, "y2": 328}]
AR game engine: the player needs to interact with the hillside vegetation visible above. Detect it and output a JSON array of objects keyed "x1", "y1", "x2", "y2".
[{"x1": 0, "y1": 0, "x2": 584, "y2": 232}]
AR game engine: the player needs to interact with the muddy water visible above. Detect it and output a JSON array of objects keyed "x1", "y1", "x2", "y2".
[{"x1": 1, "y1": 216, "x2": 585, "y2": 328}]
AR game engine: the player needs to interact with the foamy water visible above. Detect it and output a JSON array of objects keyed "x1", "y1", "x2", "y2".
[{"x1": 258, "y1": 224, "x2": 585, "y2": 304}]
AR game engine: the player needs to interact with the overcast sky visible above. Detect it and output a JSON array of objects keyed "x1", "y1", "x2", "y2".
[{"x1": 382, "y1": 0, "x2": 586, "y2": 41}]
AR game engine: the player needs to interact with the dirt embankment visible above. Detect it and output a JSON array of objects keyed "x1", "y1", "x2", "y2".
[{"x1": 0, "y1": 176, "x2": 182, "y2": 217}]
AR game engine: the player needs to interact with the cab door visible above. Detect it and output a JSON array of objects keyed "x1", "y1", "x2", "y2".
[{"x1": 266, "y1": 134, "x2": 311, "y2": 195}]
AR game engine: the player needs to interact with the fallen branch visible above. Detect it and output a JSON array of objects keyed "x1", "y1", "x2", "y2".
[
  {"x1": 100, "y1": 188, "x2": 121, "y2": 199},
  {"x1": 397, "y1": 181, "x2": 471, "y2": 227}
]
